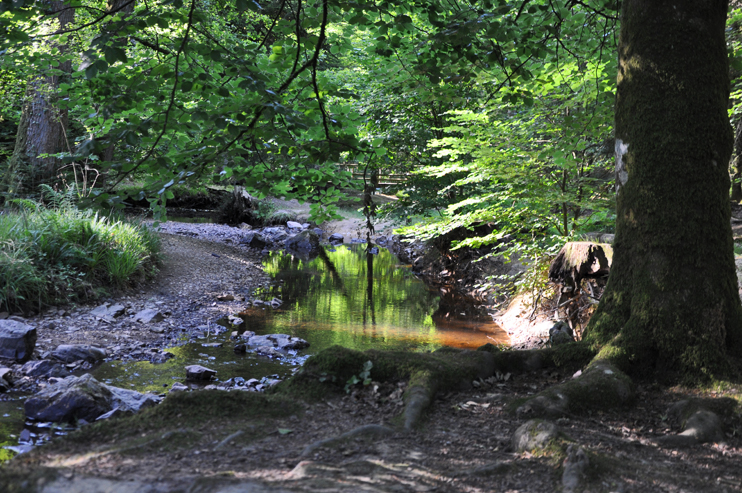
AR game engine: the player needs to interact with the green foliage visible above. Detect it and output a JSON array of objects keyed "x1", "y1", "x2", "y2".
[
  {"x1": 344, "y1": 360, "x2": 373, "y2": 393},
  {"x1": 0, "y1": 197, "x2": 160, "y2": 312}
]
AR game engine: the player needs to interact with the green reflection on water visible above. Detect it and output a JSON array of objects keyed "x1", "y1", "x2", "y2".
[
  {"x1": 251, "y1": 245, "x2": 507, "y2": 351},
  {"x1": 0, "y1": 400, "x2": 26, "y2": 463},
  {"x1": 92, "y1": 338, "x2": 292, "y2": 394}
]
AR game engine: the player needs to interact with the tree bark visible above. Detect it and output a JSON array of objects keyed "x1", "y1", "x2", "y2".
[
  {"x1": 730, "y1": 120, "x2": 742, "y2": 202},
  {"x1": 584, "y1": 0, "x2": 742, "y2": 381},
  {"x1": 4, "y1": 1, "x2": 74, "y2": 194}
]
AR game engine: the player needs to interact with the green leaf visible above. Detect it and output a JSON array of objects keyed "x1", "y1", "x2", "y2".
[
  {"x1": 181, "y1": 80, "x2": 193, "y2": 92},
  {"x1": 278, "y1": 428, "x2": 293, "y2": 435},
  {"x1": 104, "y1": 47, "x2": 127, "y2": 65}
]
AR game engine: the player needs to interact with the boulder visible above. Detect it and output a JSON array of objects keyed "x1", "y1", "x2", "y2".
[
  {"x1": 51, "y1": 344, "x2": 107, "y2": 364},
  {"x1": 285, "y1": 230, "x2": 322, "y2": 257},
  {"x1": 286, "y1": 221, "x2": 304, "y2": 230},
  {"x1": 185, "y1": 365, "x2": 217, "y2": 381},
  {"x1": 0, "y1": 319, "x2": 37, "y2": 363},
  {"x1": 328, "y1": 233, "x2": 344, "y2": 245},
  {"x1": 24, "y1": 374, "x2": 160, "y2": 423},
  {"x1": 21, "y1": 360, "x2": 70, "y2": 378}
]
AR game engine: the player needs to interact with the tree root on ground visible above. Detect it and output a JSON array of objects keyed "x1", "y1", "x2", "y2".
[
  {"x1": 300, "y1": 424, "x2": 395, "y2": 457},
  {"x1": 278, "y1": 343, "x2": 597, "y2": 431},
  {"x1": 508, "y1": 361, "x2": 635, "y2": 418},
  {"x1": 655, "y1": 397, "x2": 739, "y2": 448}
]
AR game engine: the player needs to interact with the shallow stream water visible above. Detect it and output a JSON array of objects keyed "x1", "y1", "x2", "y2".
[{"x1": 0, "y1": 243, "x2": 508, "y2": 460}]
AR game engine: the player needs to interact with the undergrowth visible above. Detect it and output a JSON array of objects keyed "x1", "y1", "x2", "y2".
[{"x1": 0, "y1": 190, "x2": 160, "y2": 313}]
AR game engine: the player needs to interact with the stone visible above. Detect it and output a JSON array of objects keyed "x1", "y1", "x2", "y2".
[
  {"x1": 241, "y1": 331, "x2": 256, "y2": 340},
  {"x1": 90, "y1": 304, "x2": 110, "y2": 318},
  {"x1": 170, "y1": 382, "x2": 189, "y2": 392},
  {"x1": 549, "y1": 322, "x2": 574, "y2": 346},
  {"x1": 51, "y1": 344, "x2": 107, "y2": 364},
  {"x1": 133, "y1": 309, "x2": 166, "y2": 324},
  {"x1": 201, "y1": 342, "x2": 223, "y2": 348},
  {"x1": 108, "y1": 304, "x2": 126, "y2": 317},
  {"x1": 328, "y1": 233, "x2": 344, "y2": 245},
  {"x1": 286, "y1": 221, "x2": 304, "y2": 230},
  {"x1": 217, "y1": 294, "x2": 235, "y2": 301},
  {"x1": 21, "y1": 360, "x2": 69, "y2": 378},
  {"x1": 0, "y1": 319, "x2": 37, "y2": 363},
  {"x1": 264, "y1": 227, "x2": 285, "y2": 235},
  {"x1": 233, "y1": 344, "x2": 247, "y2": 354},
  {"x1": 242, "y1": 232, "x2": 268, "y2": 248},
  {"x1": 269, "y1": 334, "x2": 309, "y2": 350},
  {"x1": 25, "y1": 374, "x2": 160, "y2": 423},
  {"x1": 149, "y1": 352, "x2": 175, "y2": 364},
  {"x1": 185, "y1": 365, "x2": 217, "y2": 381},
  {"x1": 285, "y1": 230, "x2": 321, "y2": 255},
  {"x1": 106, "y1": 385, "x2": 161, "y2": 413},
  {"x1": 256, "y1": 346, "x2": 282, "y2": 358},
  {"x1": 512, "y1": 419, "x2": 560, "y2": 453},
  {"x1": 246, "y1": 334, "x2": 272, "y2": 346}
]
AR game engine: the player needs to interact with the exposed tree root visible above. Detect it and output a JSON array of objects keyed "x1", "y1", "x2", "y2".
[
  {"x1": 655, "y1": 397, "x2": 739, "y2": 448},
  {"x1": 508, "y1": 361, "x2": 635, "y2": 418},
  {"x1": 300, "y1": 424, "x2": 394, "y2": 457},
  {"x1": 277, "y1": 343, "x2": 598, "y2": 431}
]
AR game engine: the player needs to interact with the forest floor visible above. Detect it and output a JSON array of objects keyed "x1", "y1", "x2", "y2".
[{"x1": 2, "y1": 204, "x2": 742, "y2": 492}]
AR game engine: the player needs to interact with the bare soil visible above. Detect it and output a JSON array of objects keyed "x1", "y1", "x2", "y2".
[{"x1": 3, "y1": 215, "x2": 742, "y2": 492}]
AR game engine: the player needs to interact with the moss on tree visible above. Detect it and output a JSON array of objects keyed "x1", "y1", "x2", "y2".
[{"x1": 584, "y1": 0, "x2": 742, "y2": 382}]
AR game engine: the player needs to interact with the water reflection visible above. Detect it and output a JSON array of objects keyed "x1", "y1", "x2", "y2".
[{"x1": 245, "y1": 244, "x2": 508, "y2": 351}]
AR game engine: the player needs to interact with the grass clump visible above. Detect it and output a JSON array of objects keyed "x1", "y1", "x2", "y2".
[{"x1": 0, "y1": 197, "x2": 160, "y2": 313}]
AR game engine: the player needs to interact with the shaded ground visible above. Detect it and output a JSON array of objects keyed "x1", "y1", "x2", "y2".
[{"x1": 5, "y1": 368, "x2": 742, "y2": 492}]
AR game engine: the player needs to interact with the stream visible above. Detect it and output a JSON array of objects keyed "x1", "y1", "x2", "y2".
[{"x1": 0, "y1": 243, "x2": 508, "y2": 461}]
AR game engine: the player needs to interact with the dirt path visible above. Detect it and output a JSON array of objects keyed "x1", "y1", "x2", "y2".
[{"x1": 3, "y1": 218, "x2": 742, "y2": 492}]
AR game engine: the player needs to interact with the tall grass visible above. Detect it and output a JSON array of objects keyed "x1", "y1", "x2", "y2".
[{"x1": 0, "y1": 199, "x2": 161, "y2": 313}]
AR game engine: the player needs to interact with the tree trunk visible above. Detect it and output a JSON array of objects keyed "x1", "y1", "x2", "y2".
[
  {"x1": 730, "y1": 120, "x2": 742, "y2": 202},
  {"x1": 4, "y1": 1, "x2": 74, "y2": 194},
  {"x1": 584, "y1": 0, "x2": 742, "y2": 381}
]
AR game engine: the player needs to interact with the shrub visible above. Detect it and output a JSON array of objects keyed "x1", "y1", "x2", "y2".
[{"x1": 0, "y1": 200, "x2": 161, "y2": 313}]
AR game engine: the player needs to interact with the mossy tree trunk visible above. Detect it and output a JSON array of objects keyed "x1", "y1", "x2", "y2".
[
  {"x1": 730, "y1": 120, "x2": 742, "y2": 202},
  {"x1": 584, "y1": 0, "x2": 742, "y2": 381},
  {"x1": 4, "y1": 1, "x2": 74, "y2": 194}
]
